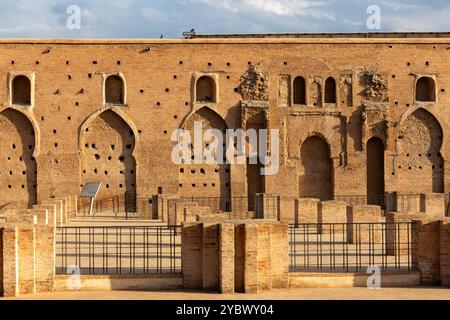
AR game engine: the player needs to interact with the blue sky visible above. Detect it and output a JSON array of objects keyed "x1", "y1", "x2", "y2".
[{"x1": 0, "y1": 0, "x2": 448, "y2": 38}]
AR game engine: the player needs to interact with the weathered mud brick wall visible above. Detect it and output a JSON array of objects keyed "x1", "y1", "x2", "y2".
[{"x1": 0, "y1": 37, "x2": 450, "y2": 216}]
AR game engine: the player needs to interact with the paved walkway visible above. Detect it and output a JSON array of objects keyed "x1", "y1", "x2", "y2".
[{"x1": 7, "y1": 287, "x2": 450, "y2": 300}]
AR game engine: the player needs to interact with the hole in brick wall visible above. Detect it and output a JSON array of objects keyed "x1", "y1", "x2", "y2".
[
  {"x1": 21, "y1": 185, "x2": 24, "y2": 189},
  {"x1": 179, "y1": 61, "x2": 183, "y2": 64},
  {"x1": 41, "y1": 116, "x2": 44, "y2": 121},
  {"x1": 9, "y1": 171, "x2": 12, "y2": 175},
  {"x1": 94, "y1": 168, "x2": 98, "y2": 174},
  {"x1": 191, "y1": 169, "x2": 195, "y2": 174},
  {"x1": 11, "y1": 61, "x2": 14, "y2": 64},
  {"x1": 22, "y1": 171, "x2": 25, "y2": 175},
  {"x1": 111, "y1": 144, "x2": 115, "y2": 150},
  {"x1": 203, "y1": 183, "x2": 207, "y2": 187},
  {"x1": 185, "y1": 102, "x2": 189, "y2": 106},
  {"x1": 91, "y1": 143, "x2": 96, "y2": 148},
  {"x1": 120, "y1": 170, "x2": 124, "y2": 174},
  {"x1": 174, "y1": 115, "x2": 177, "y2": 119},
  {"x1": 173, "y1": 75, "x2": 177, "y2": 79},
  {"x1": 226, "y1": 76, "x2": 230, "y2": 79},
  {"x1": 180, "y1": 168, "x2": 184, "y2": 173},
  {"x1": 66, "y1": 61, "x2": 69, "y2": 65},
  {"x1": 140, "y1": 89, "x2": 144, "y2": 93},
  {"x1": 157, "y1": 187, "x2": 162, "y2": 194},
  {"x1": 93, "y1": 61, "x2": 97, "y2": 64},
  {"x1": 12, "y1": 75, "x2": 31, "y2": 105},
  {"x1": 227, "y1": 62, "x2": 231, "y2": 66},
  {"x1": 426, "y1": 61, "x2": 430, "y2": 66},
  {"x1": 200, "y1": 168, "x2": 205, "y2": 174},
  {"x1": 406, "y1": 104, "x2": 410, "y2": 107},
  {"x1": 395, "y1": 101, "x2": 398, "y2": 105},
  {"x1": 83, "y1": 170, "x2": 86, "y2": 174},
  {"x1": 119, "y1": 184, "x2": 123, "y2": 188},
  {"x1": 157, "y1": 102, "x2": 161, "y2": 106},
  {"x1": 75, "y1": 102, "x2": 79, "y2": 106},
  {"x1": 54, "y1": 143, "x2": 58, "y2": 147},
  {"x1": 12, "y1": 144, "x2": 16, "y2": 149},
  {"x1": 214, "y1": 169, "x2": 219, "y2": 173},
  {"x1": 293, "y1": 76, "x2": 306, "y2": 104},
  {"x1": 88, "y1": 73, "x2": 92, "y2": 78},
  {"x1": 105, "y1": 75, "x2": 124, "y2": 104},
  {"x1": 126, "y1": 144, "x2": 132, "y2": 149},
  {"x1": 68, "y1": 116, "x2": 71, "y2": 120},
  {"x1": 68, "y1": 75, "x2": 72, "y2": 80},
  {"x1": 35, "y1": 61, "x2": 39, "y2": 65},
  {"x1": 248, "y1": 61, "x2": 251, "y2": 65},
  {"x1": 108, "y1": 156, "x2": 112, "y2": 161},
  {"x1": 138, "y1": 130, "x2": 142, "y2": 134},
  {"x1": 164, "y1": 130, "x2": 167, "y2": 134},
  {"x1": 53, "y1": 129, "x2": 57, "y2": 134},
  {"x1": 117, "y1": 61, "x2": 121, "y2": 65},
  {"x1": 392, "y1": 75, "x2": 396, "y2": 78},
  {"x1": 119, "y1": 156, "x2": 124, "y2": 162},
  {"x1": 106, "y1": 184, "x2": 109, "y2": 188},
  {"x1": 131, "y1": 183, "x2": 135, "y2": 187},
  {"x1": 85, "y1": 143, "x2": 88, "y2": 148},
  {"x1": 283, "y1": 61, "x2": 287, "y2": 65},
  {"x1": 416, "y1": 77, "x2": 436, "y2": 102},
  {"x1": 192, "y1": 184, "x2": 196, "y2": 187},
  {"x1": 179, "y1": 184, "x2": 183, "y2": 187},
  {"x1": 208, "y1": 62, "x2": 212, "y2": 66},
  {"x1": 441, "y1": 89, "x2": 445, "y2": 92},
  {"x1": 407, "y1": 62, "x2": 411, "y2": 66},
  {"x1": 104, "y1": 170, "x2": 108, "y2": 175},
  {"x1": 234, "y1": 88, "x2": 239, "y2": 93},
  {"x1": 8, "y1": 185, "x2": 11, "y2": 189},
  {"x1": 212, "y1": 183, "x2": 215, "y2": 187},
  {"x1": 28, "y1": 145, "x2": 32, "y2": 150},
  {"x1": 165, "y1": 88, "x2": 170, "y2": 92}
]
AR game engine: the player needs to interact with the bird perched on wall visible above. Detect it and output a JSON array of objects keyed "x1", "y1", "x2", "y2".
[{"x1": 160, "y1": 34, "x2": 164, "y2": 39}]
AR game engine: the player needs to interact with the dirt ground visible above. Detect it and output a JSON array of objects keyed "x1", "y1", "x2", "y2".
[{"x1": 5, "y1": 287, "x2": 450, "y2": 300}]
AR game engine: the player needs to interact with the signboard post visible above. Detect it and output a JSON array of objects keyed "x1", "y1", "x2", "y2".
[{"x1": 80, "y1": 182, "x2": 102, "y2": 217}]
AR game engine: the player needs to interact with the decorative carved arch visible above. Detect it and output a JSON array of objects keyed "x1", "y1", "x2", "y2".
[
  {"x1": 0, "y1": 106, "x2": 40, "y2": 157},
  {"x1": 78, "y1": 107, "x2": 140, "y2": 161}
]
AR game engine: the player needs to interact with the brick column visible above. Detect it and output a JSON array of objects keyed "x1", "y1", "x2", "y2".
[
  {"x1": 412, "y1": 219, "x2": 441, "y2": 285},
  {"x1": 439, "y1": 219, "x2": 450, "y2": 286},
  {"x1": 34, "y1": 209, "x2": 56, "y2": 292},
  {"x1": 181, "y1": 223, "x2": 203, "y2": 289},
  {"x1": 2, "y1": 210, "x2": 36, "y2": 296},
  {"x1": 219, "y1": 223, "x2": 234, "y2": 293}
]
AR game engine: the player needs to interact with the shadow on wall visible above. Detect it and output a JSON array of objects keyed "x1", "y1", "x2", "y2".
[
  {"x1": 0, "y1": 108, "x2": 37, "y2": 208},
  {"x1": 80, "y1": 110, "x2": 136, "y2": 207}
]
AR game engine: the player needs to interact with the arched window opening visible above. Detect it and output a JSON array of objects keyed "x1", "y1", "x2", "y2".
[
  {"x1": 416, "y1": 77, "x2": 436, "y2": 102},
  {"x1": 12, "y1": 75, "x2": 31, "y2": 105},
  {"x1": 196, "y1": 76, "x2": 216, "y2": 103},
  {"x1": 298, "y1": 136, "x2": 333, "y2": 200},
  {"x1": 293, "y1": 76, "x2": 306, "y2": 104},
  {"x1": 105, "y1": 75, "x2": 124, "y2": 104},
  {"x1": 324, "y1": 77, "x2": 336, "y2": 104},
  {"x1": 366, "y1": 137, "x2": 385, "y2": 205}
]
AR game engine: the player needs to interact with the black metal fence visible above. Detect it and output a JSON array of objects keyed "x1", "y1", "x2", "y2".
[
  {"x1": 56, "y1": 225, "x2": 181, "y2": 275},
  {"x1": 289, "y1": 222, "x2": 416, "y2": 273},
  {"x1": 77, "y1": 194, "x2": 153, "y2": 220}
]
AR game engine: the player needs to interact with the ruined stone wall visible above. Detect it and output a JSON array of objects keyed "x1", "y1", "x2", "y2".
[{"x1": 0, "y1": 39, "x2": 449, "y2": 206}]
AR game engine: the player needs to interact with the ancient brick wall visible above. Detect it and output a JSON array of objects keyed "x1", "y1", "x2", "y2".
[{"x1": 0, "y1": 38, "x2": 449, "y2": 208}]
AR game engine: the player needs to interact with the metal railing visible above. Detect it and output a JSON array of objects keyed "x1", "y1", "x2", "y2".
[
  {"x1": 77, "y1": 194, "x2": 153, "y2": 220},
  {"x1": 56, "y1": 225, "x2": 181, "y2": 275},
  {"x1": 289, "y1": 222, "x2": 416, "y2": 273}
]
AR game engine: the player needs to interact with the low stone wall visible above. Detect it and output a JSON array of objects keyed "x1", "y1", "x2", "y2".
[
  {"x1": 54, "y1": 274, "x2": 182, "y2": 292},
  {"x1": 289, "y1": 272, "x2": 421, "y2": 288}
]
